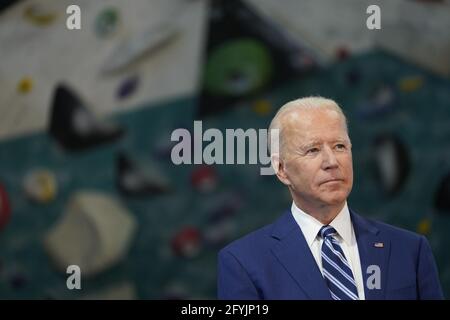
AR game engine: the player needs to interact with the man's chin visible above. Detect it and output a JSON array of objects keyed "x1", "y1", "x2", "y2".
[{"x1": 320, "y1": 192, "x2": 349, "y2": 206}]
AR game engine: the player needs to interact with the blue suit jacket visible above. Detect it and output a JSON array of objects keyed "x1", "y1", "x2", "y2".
[{"x1": 218, "y1": 209, "x2": 444, "y2": 300}]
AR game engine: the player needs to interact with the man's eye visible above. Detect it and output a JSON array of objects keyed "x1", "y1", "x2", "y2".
[
  {"x1": 335, "y1": 144, "x2": 346, "y2": 150},
  {"x1": 306, "y1": 148, "x2": 319, "y2": 154}
]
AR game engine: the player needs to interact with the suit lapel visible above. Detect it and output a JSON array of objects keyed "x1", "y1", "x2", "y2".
[
  {"x1": 351, "y1": 210, "x2": 390, "y2": 300},
  {"x1": 270, "y1": 211, "x2": 331, "y2": 300}
]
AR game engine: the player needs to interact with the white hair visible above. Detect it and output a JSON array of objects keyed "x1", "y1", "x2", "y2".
[{"x1": 268, "y1": 96, "x2": 349, "y2": 157}]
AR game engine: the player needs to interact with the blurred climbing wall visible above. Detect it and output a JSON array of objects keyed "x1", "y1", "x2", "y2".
[{"x1": 1, "y1": 0, "x2": 450, "y2": 299}]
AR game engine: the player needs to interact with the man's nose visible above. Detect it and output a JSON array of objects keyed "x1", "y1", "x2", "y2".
[{"x1": 321, "y1": 145, "x2": 338, "y2": 170}]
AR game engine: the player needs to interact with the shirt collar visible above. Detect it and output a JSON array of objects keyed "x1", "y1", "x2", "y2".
[{"x1": 291, "y1": 201, "x2": 353, "y2": 247}]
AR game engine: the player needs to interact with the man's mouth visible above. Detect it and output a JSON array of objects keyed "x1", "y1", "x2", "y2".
[{"x1": 321, "y1": 178, "x2": 343, "y2": 185}]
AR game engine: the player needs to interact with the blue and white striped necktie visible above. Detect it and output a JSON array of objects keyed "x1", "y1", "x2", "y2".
[{"x1": 319, "y1": 225, "x2": 359, "y2": 300}]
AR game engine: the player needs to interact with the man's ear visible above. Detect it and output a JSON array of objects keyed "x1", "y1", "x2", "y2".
[{"x1": 272, "y1": 153, "x2": 291, "y2": 186}]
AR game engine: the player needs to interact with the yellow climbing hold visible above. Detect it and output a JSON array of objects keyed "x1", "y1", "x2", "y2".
[
  {"x1": 23, "y1": 169, "x2": 57, "y2": 204},
  {"x1": 398, "y1": 76, "x2": 424, "y2": 93},
  {"x1": 252, "y1": 99, "x2": 272, "y2": 116},
  {"x1": 417, "y1": 218, "x2": 431, "y2": 235},
  {"x1": 17, "y1": 77, "x2": 33, "y2": 94},
  {"x1": 23, "y1": 5, "x2": 57, "y2": 27}
]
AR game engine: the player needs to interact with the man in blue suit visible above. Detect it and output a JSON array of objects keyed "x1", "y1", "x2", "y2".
[{"x1": 218, "y1": 97, "x2": 443, "y2": 300}]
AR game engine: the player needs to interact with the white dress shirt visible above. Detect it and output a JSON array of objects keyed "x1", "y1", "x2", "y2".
[{"x1": 291, "y1": 201, "x2": 365, "y2": 300}]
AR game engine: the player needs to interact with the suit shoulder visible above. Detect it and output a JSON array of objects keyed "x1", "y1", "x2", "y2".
[
  {"x1": 219, "y1": 222, "x2": 274, "y2": 257},
  {"x1": 362, "y1": 215, "x2": 424, "y2": 243}
]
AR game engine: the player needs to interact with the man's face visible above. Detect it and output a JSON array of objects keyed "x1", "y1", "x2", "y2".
[{"x1": 276, "y1": 108, "x2": 353, "y2": 210}]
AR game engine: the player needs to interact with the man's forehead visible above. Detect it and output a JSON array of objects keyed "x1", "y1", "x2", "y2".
[
  {"x1": 287, "y1": 129, "x2": 349, "y2": 144},
  {"x1": 281, "y1": 109, "x2": 349, "y2": 145}
]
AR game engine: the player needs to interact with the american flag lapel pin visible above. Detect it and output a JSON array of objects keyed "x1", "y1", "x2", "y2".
[{"x1": 374, "y1": 242, "x2": 384, "y2": 248}]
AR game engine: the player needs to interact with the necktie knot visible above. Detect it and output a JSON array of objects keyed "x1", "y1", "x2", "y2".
[{"x1": 319, "y1": 225, "x2": 337, "y2": 239}]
